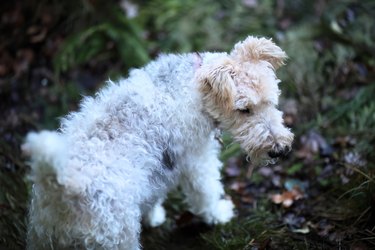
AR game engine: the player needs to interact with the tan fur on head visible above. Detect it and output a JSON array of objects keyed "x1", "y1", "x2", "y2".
[
  {"x1": 197, "y1": 58, "x2": 236, "y2": 114},
  {"x1": 230, "y1": 36, "x2": 287, "y2": 69},
  {"x1": 197, "y1": 36, "x2": 292, "y2": 165}
]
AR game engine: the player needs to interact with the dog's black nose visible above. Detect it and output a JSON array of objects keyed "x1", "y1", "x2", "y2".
[
  {"x1": 268, "y1": 146, "x2": 291, "y2": 158},
  {"x1": 268, "y1": 150, "x2": 283, "y2": 158}
]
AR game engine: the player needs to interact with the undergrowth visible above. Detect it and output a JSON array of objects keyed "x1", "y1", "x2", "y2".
[{"x1": 1, "y1": 0, "x2": 375, "y2": 249}]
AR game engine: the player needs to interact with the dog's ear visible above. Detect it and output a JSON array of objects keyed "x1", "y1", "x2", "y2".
[
  {"x1": 230, "y1": 36, "x2": 287, "y2": 69},
  {"x1": 196, "y1": 58, "x2": 236, "y2": 113}
]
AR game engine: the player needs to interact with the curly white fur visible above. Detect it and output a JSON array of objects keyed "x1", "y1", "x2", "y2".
[{"x1": 24, "y1": 36, "x2": 293, "y2": 249}]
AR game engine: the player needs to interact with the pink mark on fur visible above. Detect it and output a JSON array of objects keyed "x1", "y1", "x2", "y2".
[{"x1": 194, "y1": 52, "x2": 203, "y2": 70}]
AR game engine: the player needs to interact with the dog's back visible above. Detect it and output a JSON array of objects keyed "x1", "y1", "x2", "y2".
[{"x1": 23, "y1": 53, "x2": 213, "y2": 249}]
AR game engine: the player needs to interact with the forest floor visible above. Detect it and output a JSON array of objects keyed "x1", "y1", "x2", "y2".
[{"x1": 1, "y1": 1, "x2": 374, "y2": 249}]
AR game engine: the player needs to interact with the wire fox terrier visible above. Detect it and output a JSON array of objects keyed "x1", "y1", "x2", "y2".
[{"x1": 23, "y1": 36, "x2": 293, "y2": 249}]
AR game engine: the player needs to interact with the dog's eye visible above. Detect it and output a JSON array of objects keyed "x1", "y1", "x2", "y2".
[{"x1": 238, "y1": 108, "x2": 251, "y2": 114}]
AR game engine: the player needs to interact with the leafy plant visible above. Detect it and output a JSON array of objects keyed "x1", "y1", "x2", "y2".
[{"x1": 54, "y1": 3, "x2": 149, "y2": 74}]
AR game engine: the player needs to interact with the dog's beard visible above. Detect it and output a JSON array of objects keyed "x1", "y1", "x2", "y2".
[{"x1": 246, "y1": 150, "x2": 277, "y2": 167}]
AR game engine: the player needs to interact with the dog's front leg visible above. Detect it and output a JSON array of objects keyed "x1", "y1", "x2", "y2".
[{"x1": 179, "y1": 137, "x2": 234, "y2": 224}]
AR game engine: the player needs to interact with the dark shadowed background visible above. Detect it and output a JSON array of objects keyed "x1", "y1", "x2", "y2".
[{"x1": 1, "y1": 0, "x2": 374, "y2": 249}]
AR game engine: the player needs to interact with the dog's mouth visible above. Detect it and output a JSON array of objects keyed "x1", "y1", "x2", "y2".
[
  {"x1": 243, "y1": 142, "x2": 292, "y2": 167},
  {"x1": 267, "y1": 144, "x2": 291, "y2": 159}
]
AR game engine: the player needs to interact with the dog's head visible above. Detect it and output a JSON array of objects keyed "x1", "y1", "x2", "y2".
[{"x1": 197, "y1": 36, "x2": 293, "y2": 164}]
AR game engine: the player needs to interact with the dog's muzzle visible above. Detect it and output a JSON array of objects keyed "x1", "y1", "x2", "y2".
[{"x1": 267, "y1": 145, "x2": 291, "y2": 158}]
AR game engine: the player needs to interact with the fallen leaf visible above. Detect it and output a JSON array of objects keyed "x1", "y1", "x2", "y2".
[
  {"x1": 292, "y1": 226, "x2": 310, "y2": 234},
  {"x1": 313, "y1": 219, "x2": 335, "y2": 237},
  {"x1": 240, "y1": 195, "x2": 254, "y2": 204},
  {"x1": 229, "y1": 181, "x2": 247, "y2": 193},
  {"x1": 296, "y1": 130, "x2": 333, "y2": 160},
  {"x1": 344, "y1": 151, "x2": 366, "y2": 167},
  {"x1": 270, "y1": 186, "x2": 304, "y2": 208},
  {"x1": 27, "y1": 25, "x2": 47, "y2": 43},
  {"x1": 30, "y1": 28, "x2": 47, "y2": 43},
  {"x1": 334, "y1": 136, "x2": 356, "y2": 148}
]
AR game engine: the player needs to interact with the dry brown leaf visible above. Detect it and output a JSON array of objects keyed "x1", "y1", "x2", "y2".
[
  {"x1": 241, "y1": 195, "x2": 254, "y2": 204},
  {"x1": 229, "y1": 181, "x2": 247, "y2": 193},
  {"x1": 270, "y1": 187, "x2": 304, "y2": 208}
]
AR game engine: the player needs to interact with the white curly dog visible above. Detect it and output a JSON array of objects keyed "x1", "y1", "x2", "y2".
[{"x1": 23, "y1": 36, "x2": 293, "y2": 249}]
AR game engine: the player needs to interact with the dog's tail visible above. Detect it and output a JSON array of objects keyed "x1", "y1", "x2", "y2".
[{"x1": 22, "y1": 130, "x2": 75, "y2": 191}]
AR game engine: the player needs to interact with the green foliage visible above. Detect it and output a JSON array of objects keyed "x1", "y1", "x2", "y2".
[
  {"x1": 138, "y1": 0, "x2": 279, "y2": 52},
  {"x1": 286, "y1": 163, "x2": 304, "y2": 175},
  {"x1": 0, "y1": 170, "x2": 28, "y2": 248},
  {"x1": 201, "y1": 205, "x2": 307, "y2": 249},
  {"x1": 54, "y1": 0, "x2": 292, "y2": 71},
  {"x1": 321, "y1": 0, "x2": 375, "y2": 52},
  {"x1": 54, "y1": 4, "x2": 149, "y2": 73},
  {"x1": 323, "y1": 84, "x2": 375, "y2": 159},
  {"x1": 4, "y1": 0, "x2": 375, "y2": 249},
  {"x1": 280, "y1": 0, "x2": 375, "y2": 116},
  {"x1": 41, "y1": 81, "x2": 83, "y2": 129},
  {"x1": 220, "y1": 132, "x2": 242, "y2": 162},
  {"x1": 202, "y1": 210, "x2": 274, "y2": 250},
  {"x1": 279, "y1": 1, "x2": 375, "y2": 160}
]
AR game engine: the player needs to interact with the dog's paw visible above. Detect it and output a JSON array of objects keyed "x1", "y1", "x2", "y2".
[
  {"x1": 204, "y1": 198, "x2": 235, "y2": 225},
  {"x1": 145, "y1": 203, "x2": 166, "y2": 227}
]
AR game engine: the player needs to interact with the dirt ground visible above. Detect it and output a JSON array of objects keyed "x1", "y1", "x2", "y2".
[{"x1": 1, "y1": 1, "x2": 374, "y2": 249}]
